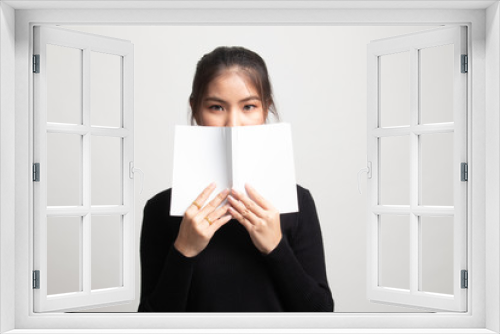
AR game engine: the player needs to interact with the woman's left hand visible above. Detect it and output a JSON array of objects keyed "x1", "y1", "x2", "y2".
[{"x1": 228, "y1": 184, "x2": 282, "y2": 255}]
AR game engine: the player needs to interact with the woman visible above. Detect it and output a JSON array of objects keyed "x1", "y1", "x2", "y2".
[{"x1": 138, "y1": 46, "x2": 333, "y2": 312}]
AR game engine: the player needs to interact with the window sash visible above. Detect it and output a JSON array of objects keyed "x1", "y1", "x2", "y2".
[
  {"x1": 32, "y1": 25, "x2": 135, "y2": 312},
  {"x1": 366, "y1": 26, "x2": 468, "y2": 312}
]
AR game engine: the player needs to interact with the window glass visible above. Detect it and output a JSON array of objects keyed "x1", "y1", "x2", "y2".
[
  {"x1": 91, "y1": 136, "x2": 122, "y2": 205},
  {"x1": 91, "y1": 51, "x2": 122, "y2": 127},
  {"x1": 379, "y1": 214, "x2": 410, "y2": 290},
  {"x1": 420, "y1": 133, "x2": 454, "y2": 206},
  {"x1": 420, "y1": 44, "x2": 454, "y2": 124},
  {"x1": 380, "y1": 136, "x2": 410, "y2": 205},
  {"x1": 46, "y1": 44, "x2": 82, "y2": 125},
  {"x1": 420, "y1": 216, "x2": 454, "y2": 294},
  {"x1": 91, "y1": 215, "x2": 123, "y2": 290},
  {"x1": 47, "y1": 133, "x2": 82, "y2": 206},
  {"x1": 47, "y1": 216, "x2": 82, "y2": 295},
  {"x1": 380, "y1": 51, "x2": 410, "y2": 127}
]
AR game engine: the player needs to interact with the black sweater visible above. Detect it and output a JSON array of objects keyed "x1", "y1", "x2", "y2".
[{"x1": 138, "y1": 185, "x2": 334, "y2": 312}]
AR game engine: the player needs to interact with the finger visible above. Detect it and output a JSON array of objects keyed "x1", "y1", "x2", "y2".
[
  {"x1": 185, "y1": 182, "x2": 216, "y2": 216},
  {"x1": 245, "y1": 184, "x2": 271, "y2": 210},
  {"x1": 204, "y1": 204, "x2": 230, "y2": 225},
  {"x1": 209, "y1": 214, "x2": 232, "y2": 232},
  {"x1": 227, "y1": 194, "x2": 259, "y2": 224},
  {"x1": 195, "y1": 182, "x2": 217, "y2": 206},
  {"x1": 230, "y1": 188, "x2": 266, "y2": 219},
  {"x1": 196, "y1": 188, "x2": 230, "y2": 220},
  {"x1": 228, "y1": 206, "x2": 253, "y2": 231}
]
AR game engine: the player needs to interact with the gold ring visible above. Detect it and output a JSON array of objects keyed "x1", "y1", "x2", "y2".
[
  {"x1": 205, "y1": 217, "x2": 213, "y2": 225},
  {"x1": 192, "y1": 201, "x2": 201, "y2": 210}
]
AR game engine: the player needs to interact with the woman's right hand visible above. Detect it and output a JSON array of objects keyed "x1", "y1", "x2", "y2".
[{"x1": 174, "y1": 183, "x2": 231, "y2": 257}]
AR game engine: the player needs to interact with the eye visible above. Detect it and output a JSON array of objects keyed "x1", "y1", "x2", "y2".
[
  {"x1": 209, "y1": 105, "x2": 224, "y2": 112},
  {"x1": 243, "y1": 104, "x2": 257, "y2": 112}
]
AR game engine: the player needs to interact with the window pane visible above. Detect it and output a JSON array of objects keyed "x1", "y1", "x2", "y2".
[
  {"x1": 380, "y1": 51, "x2": 410, "y2": 127},
  {"x1": 420, "y1": 133, "x2": 454, "y2": 206},
  {"x1": 91, "y1": 136, "x2": 122, "y2": 205},
  {"x1": 380, "y1": 136, "x2": 410, "y2": 205},
  {"x1": 47, "y1": 216, "x2": 81, "y2": 295},
  {"x1": 420, "y1": 216, "x2": 454, "y2": 295},
  {"x1": 47, "y1": 133, "x2": 81, "y2": 206},
  {"x1": 46, "y1": 44, "x2": 82, "y2": 125},
  {"x1": 91, "y1": 51, "x2": 122, "y2": 127},
  {"x1": 91, "y1": 215, "x2": 122, "y2": 290},
  {"x1": 379, "y1": 215, "x2": 410, "y2": 290},
  {"x1": 420, "y1": 44, "x2": 454, "y2": 124}
]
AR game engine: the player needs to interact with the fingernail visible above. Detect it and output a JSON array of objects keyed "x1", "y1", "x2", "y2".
[
  {"x1": 232, "y1": 188, "x2": 238, "y2": 195},
  {"x1": 228, "y1": 195, "x2": 235, "y2": 201}
]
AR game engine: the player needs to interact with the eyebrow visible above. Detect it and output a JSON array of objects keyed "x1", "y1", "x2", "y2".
[{"x1": 203, "y1": 96, "x2": 261, "y2": 103}]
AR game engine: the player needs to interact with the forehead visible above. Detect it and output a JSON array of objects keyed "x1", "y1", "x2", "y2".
[{"x1": 205, "y1": 69, "x2": 260, "y2": 97}]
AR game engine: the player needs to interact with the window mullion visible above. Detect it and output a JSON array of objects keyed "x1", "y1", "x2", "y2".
[
  {"x1": 410, "y1": 47, "x2": 419, "y2": 294},
  {"x1": 82, "y1": 47, "x2": 91, "y2": 295},
  {"x1": 121, "y1": 54, "x2": 130, "y2": 290}
]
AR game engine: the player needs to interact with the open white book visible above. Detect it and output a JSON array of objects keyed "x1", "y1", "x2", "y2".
[{"x1": 170, "y1": 123, "x2": 298, "y2": 216}]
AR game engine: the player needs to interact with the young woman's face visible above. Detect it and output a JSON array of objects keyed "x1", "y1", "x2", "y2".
[{"x1": 197, "y1": 70, "x2": 267, "y2": 127}]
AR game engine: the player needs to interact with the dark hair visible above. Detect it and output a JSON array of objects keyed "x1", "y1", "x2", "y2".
[{"x1": 189, "y1": 46, "x2": 278, "y2": 125}]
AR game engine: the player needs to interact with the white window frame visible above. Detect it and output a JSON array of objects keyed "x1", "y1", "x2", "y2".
[
  {"x1": 32, "y1": 25, "x2": 135, "y2": 312},
  {"x1": 1, "y1": 1, "x2": 499, "y2": 333},
  {"x1": 366, "y1": 26, "x2": 468, "y2": 312}
]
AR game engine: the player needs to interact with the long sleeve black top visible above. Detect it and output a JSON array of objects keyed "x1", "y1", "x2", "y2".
[{"x1": 138, "y1": 185, "x2": 334, "y2": 312}]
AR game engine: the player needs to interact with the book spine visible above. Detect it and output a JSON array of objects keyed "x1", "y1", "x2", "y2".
[{"x1": 230, "y1": 127, "x2": 238, "y2": 189}]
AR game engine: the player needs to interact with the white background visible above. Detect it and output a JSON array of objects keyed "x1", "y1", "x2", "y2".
[{"x1": 48, "y1": 24, "x2": 450, "y2": 313}]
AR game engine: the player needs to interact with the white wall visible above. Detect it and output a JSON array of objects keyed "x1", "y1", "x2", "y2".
[{"x1": 51, "y1": 25, "x2": 445, "y2": 313}]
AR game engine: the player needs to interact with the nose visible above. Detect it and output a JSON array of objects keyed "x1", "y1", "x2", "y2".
[{"x1": 225, "y1": 109, "x2": 242, "y2": 127}]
